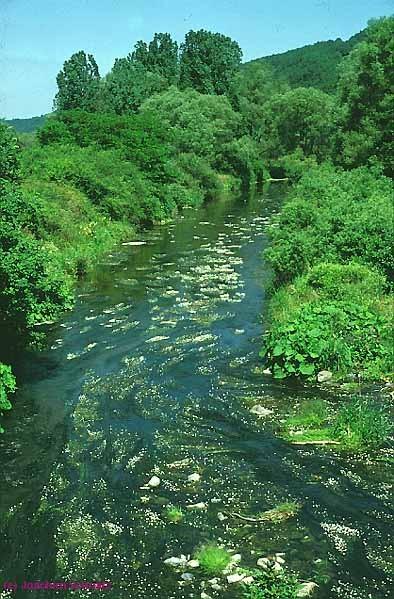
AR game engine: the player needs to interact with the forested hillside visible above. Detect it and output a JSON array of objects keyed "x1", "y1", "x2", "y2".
[
  {"x1": 246, "y1": 30, "x2": 366, "y2": 92},
  {"x1": 3, "y1": 114, "x2": 48, "y2": 133}
]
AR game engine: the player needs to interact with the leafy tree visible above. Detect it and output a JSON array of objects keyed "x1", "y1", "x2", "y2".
[
  {"x1": 146, "y1": 33, "x2": 179, "y2": 83},
  {"x1": 179, "y1": 29, "x2": 242, "y2": 95},
  {"x1": 102, "y1": 59, "x2": 168, "y2": 114},
  {"x1": 140, "y1": 87, "x2": 241, "y2": 164},
  {"x1": 54, "y1": 50, "x2": 101, "y2": 111},
  {"x1": 0, "y1": 362, "x2": 16, "y2": 433},
  {"x1": 0, "y1": 122, "x2": 20, "y2": 182},
  {"x1": 131, "y1": 40, "x2": 150, "y2": 67},
  {"x1": 131, "y1": 33, "x2": 178, "y2": 81},
  {"x1": 258, "y1": 87, "x2": 339, "y2": 161},
  {"x1": 228, "y1": 63, "x2": 287, "y2": 137},
  {"x1": 337, "y1": 16, "x2": 394, "y2": 176}
]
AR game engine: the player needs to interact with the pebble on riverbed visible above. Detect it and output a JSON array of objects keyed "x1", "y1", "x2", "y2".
[
  {"x1": 250, "y1": 404, "x2": 273, "y2": 417},
  {"x1": 140, "y1": 476, "x2": 161, "y2": 489}
]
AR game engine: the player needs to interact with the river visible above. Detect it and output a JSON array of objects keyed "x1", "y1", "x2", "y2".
[{"x1": 0, "y1": 187, "x2": 392, "y2": 598}]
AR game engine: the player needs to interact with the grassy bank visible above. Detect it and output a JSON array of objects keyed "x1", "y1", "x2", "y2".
[{"x1": 260, "y1": 164, "x2": 393, "y2": 383}]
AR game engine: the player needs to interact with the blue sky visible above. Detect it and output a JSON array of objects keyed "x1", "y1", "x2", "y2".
[{"x1": 0, "y1": 0, "x2": 391, "y2": 118}]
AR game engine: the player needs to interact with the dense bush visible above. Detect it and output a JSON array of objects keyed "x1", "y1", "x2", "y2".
[
  {"x1": 242, "y1": 567, "x2": 299, "y2": 599},
  {"x1": 37, "y1": 110, "x2": 173, "y2": 183},
  {"x1": 21, "y1": 143, "x2": 162, "y2": 224},
  {"x1": 0, "y1": 217, "x2": 72, "y2": 344},
  {"x1": 265, "y1": 165, "x2": 394, "y2": 284}
]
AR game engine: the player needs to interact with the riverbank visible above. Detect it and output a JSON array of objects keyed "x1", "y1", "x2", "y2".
[{"x1": 260, "y1": 163, "x2": 393, "y2": 385}]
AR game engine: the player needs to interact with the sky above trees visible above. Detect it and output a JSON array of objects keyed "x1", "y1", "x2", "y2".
[{"x1": 0, "y1": 0, "x2": 391, "y2": 118}]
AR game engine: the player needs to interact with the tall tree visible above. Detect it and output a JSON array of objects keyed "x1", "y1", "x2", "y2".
[
  {"x1": 102, "y1": 58, "x2": 168, "y2": 114},
  {"x1": 147, "y1": 33, "x2": 179, "y2": 83},
  {"x1": 228, "y1": 63, "x2": 288, "y2": 137},
  {"x1": 337, "y1": 16, "x2": 394, "y2": 176},
  {"x1": 179, "y1": 30, "x2": 242, "y2": 95},
  {"x1": 54, "y1": 51, "x2": 101, "y2": 112},
  {"x1": 131, "y1": 33, "x2": 178, "y2": 83}
]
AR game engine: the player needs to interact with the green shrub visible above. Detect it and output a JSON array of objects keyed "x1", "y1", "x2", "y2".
[
  {"x1": 304, "y1": 262, "x2": 386, "y2": 301},
  {"x1": 177, "y1": 153, "x2": 224, "y2": 201},
  {"x1": 0, "y1": 123, "x2": 20, "y2": 182},
  {"x1": 0, "y1": 222, "x2": 73, "y2": 344},
  {"x1": 265, "y1": 165, "x2": 394, "y2": 284},
  {"x1": 333, "y1": 398, "x2": 392, "y2": 451},
  {"x1": 195, "y1": 544, "x2": 232, "y2": 575}
]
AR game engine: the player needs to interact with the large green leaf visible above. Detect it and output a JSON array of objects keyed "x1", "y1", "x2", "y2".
[{"x1": 299, "y1": 362, "x2": 315, "y2": 376}]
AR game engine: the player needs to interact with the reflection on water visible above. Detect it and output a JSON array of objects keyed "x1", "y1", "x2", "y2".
[{"x1": 0, "y1": 188, "x2": 393, "y2": 598}]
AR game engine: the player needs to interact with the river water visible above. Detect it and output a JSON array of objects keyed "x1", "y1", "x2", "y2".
[{"x1": 0, "y1": 188, "x2": 393, "y2": 598}]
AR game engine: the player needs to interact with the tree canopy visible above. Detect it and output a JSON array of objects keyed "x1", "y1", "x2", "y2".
[
  {"x1": 337, "y1": 16, "x2": 394, "y2": 176},
  {"x1": 179, "y1": 30, "x2": 242, "y2": 95},
  {"x1": 54, "y1": 51, "x2": 101, "y2": 112}
]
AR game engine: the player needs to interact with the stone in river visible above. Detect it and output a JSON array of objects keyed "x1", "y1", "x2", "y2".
[
  {"x1": 250, "y1": 405, "x2": 273, "y2": 417},
  {"x1": 317, "y1": 370, "x2": 333, "y2": 383},
  {"x1": 227, "y1": 573, "x2": 245, "y2": 584}
]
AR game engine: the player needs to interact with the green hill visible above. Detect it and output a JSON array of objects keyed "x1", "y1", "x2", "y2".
[
  {"x1": 245, "y1": 30, "x2": 366, "y2": 93},
  {"x1": 4, "y1": 114, "x2": 48, "y2": 134}
]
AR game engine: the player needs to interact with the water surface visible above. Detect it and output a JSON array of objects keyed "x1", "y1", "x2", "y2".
[{"x1": 1, "y1": 189, "x2": 393, "y2": 598}]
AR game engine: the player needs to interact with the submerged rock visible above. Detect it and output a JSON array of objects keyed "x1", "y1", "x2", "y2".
[
  {"x1": 142, "y1": 476, "x2": 160, "y2": 489},
  {"x1": 186, "y1": 502, "x2": 207, "y2": 510},
  {"x1": 187, "y1": 473, "x2": 201, "y2": 483},
  {"x1": 122, "y1": 241, "x2": 146, "y2": 246},
  {"x1": 164, "y1": 556, "x2": 187, "y2": 567}
]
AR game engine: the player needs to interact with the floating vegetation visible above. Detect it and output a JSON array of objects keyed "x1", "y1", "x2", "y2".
[{"x1": 227, "y1": 501, "x2": 302, "y2": 524}]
